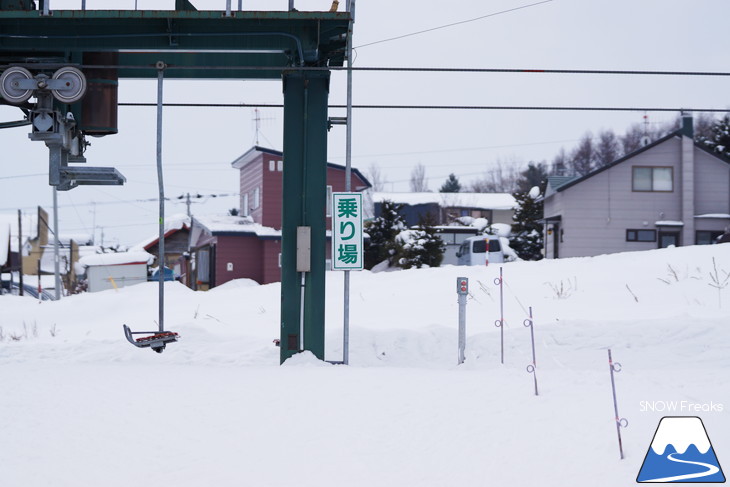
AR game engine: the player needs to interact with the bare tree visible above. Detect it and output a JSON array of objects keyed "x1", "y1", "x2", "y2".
[
  {"x1": 469, "y1": 158, "x2": 522, "y2": 193},
  {"x1": 409, "y1": 163, "x2": 429, "y2": 192},
  {"x1": 366, "y1": 163, "x2": 387, "y2": 192},
  {"x1": 569, "y1": 133, "x2": 594, "y2": 176},
  {"x1": 594, "y1": 130, "x2": 621, "y2": 168},
  {"x1": 621, "y1": 123, "x2": 645, "y2": 155},
  {"x1": 551, "y1": 148, "x2": 569, "y2": 175}
]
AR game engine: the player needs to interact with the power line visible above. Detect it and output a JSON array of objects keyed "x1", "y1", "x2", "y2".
[
  {"x1": 0, "y1": 173, "x2": 46, "y2": 180},
  {"x1": 353, "y1": 0, "x2": 555, "y2": 49},
  {"x1": 118, "y1": 102, "x2": 730, "y2": 113},
  {"x1": 53, "y1": 64, "x2": 730, "y2": 77}
]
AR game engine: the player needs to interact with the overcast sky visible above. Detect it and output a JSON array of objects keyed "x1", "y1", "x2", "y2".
[{"x1": 1, "y1": 0, "x2": 729, "y2": 247}]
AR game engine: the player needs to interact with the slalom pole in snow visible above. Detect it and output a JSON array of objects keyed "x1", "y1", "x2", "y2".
[
  {"x1": 523, "y1": 306, "x2": 538, "y2": 396},
  {"x1": 493, "y1": 266, "x2": 504, "y2": 364},
  {"x1": 608, "y1": 348, "x2": 628, "y2": 459},
  {"x1": 456, "y1": 277, "x2": 469, "y2": 364}
]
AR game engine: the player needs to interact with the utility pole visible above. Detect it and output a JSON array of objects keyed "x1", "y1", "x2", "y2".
[
  {"x1": 91, "y1": 202, "x2": 96, "y2": 245},
  {"x1": 17, "y1": 209, "x2": 23, "y2": 296},
  {"x1": 52, "y1": 187, "x2": 61, "y2": 300},
  {"x1": 186, "y1": 192, "x2": 192, "y2": 218}
]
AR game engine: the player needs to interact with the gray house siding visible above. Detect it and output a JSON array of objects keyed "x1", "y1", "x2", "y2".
[
  {"x1": 694, "y1": 150, "x2": 730, "y2": 217},
  {"x1": 543, "y1": 133, "x2": 730, "y2": 259}
]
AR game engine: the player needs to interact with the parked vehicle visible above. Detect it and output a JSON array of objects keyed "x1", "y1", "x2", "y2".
[{"x1": 455, "y1": 235, "x2": 505, "y2": 266}]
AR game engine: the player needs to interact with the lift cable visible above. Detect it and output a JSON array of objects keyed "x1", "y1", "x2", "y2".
[
  {"x1": 353, "y1": 0, "x2": 554, "y2": 49},
  {"x1": 4, "y1": 63, "x2": 730, "y2": 78},
  {"x1": 117, "y1": 102, "x2": 730, "y2": 113}
]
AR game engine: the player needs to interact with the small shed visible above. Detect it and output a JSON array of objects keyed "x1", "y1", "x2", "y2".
[{"x1": 78, "y1": 251, "x2": 154, "y2": 292}]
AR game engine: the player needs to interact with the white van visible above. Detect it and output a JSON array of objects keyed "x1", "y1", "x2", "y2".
[{"x1": 456, "y1": 235, "x2": 505, "y2": 266}]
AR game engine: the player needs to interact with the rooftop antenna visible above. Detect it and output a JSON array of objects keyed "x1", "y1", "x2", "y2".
[
  {"x1": 640, "y1": 111, "x2": 651, "y2": 146},
  {"x1": 251, "y1": 108, "x2": 275, "y2": 146},
  {"x1": 253, "y1": 108, "x2": 261, "y2": 145}
]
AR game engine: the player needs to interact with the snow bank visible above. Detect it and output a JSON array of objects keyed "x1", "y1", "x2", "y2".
[{"x1": 1, "y1": 244, "x2": 729, "y2": 487}]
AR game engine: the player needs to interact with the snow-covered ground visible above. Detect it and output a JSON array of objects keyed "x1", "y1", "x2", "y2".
[{"x1": 1, "y1": 245, "x2": 729, "y2": 486}]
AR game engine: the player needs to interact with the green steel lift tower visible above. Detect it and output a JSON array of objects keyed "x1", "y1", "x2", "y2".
[{"x1": 0, "y1": 0, "x2": 351, "y2": 364}]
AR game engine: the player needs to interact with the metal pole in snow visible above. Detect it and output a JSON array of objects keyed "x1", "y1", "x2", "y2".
[
  {"x1": 342, "y1": 0, "x2": 355, "y2": 365},
  {"x1": 608, "y1": 349, "x2": 628, "y2": 460},
  {"x1": 493, "y1": 267, "x2": 504, "y2": 364},
  {"x1": 524, "y1": 306, "x2": 538, "y2": 396},
  {"x1": 456, "y1": 277, "x2": 468, "y2": 364},
  {"x1": 17, "y1": 209, "x2": 24, "y2": 296},
  {"x1": 52, "y1": 187, "x2": 61, "y2": 300},
  {"x1": 156, "y1": 63, "x2": 166, "y2": 333},
  {"x1": 37, "y1": 259, "x2": 41, "y2": 303}
]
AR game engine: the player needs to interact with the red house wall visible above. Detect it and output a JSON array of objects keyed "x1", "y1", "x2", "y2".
[
  {"x1": 238, "y1": 151, "x2": 369, "y2": 232},
  {"x1": 239, "y1": 159, "x2": 264, "y2": 224},
  {"x1": 262, "y1": 239, "x2": 282, "y2": 284},
  {"x1": 261, "y1": 153, "x2": 284, "y2": 229},
  {"x1": 214, "y1": 235, "x2": 263, "y2": 286}
]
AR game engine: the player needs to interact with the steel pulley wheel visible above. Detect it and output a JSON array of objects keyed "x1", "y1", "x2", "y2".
[
  {"x1": 0, "y1": 67, "x2": 33, "y2": 105},
  {"x1": 52, "y1": 67, "x2": 87, "y2": 104}
]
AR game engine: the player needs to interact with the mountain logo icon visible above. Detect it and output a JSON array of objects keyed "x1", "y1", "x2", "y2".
[{"x1": 637, "y1": 416, "x2": 725, "y2": 483}]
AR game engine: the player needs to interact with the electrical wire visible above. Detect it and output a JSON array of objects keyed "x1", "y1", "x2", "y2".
[
  {"x1": 19, "y1": 63, "x2": 730, "y2": 77},
  {"x1": 353, "y1": 0, "x2": 555, "y2": 49},
  {"x1": 118, "y1": 102, "x2": 730, "y2": 113}
]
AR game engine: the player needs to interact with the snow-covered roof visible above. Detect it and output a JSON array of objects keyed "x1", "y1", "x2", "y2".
[
  {"x1": 373, "y1": 192, "x2": 516, "y2": 210},
  {"x1": 656, "y1": 220, "x2": 684, "y2": 226},
  {"x1": 130, "y1": 214, "x2": 191, "y2": 251},
  {"x1": 194, "y1": 215, "x2": 281, "y2": 238},
  {"x1": 78, "y1": 250, "x2": 154, "y2": 268}
]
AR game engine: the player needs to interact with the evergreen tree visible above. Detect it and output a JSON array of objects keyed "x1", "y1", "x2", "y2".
[
  {"x1": 509, "y1": 187, "x2": 544, "y2": 261},
  {"x1": 364, "y1": 200, "x2": 406, "y2": 269},
  {"x1": 515, "y1": 161, "x2": 549, "y2": 194},
  {"x1": 395, "y1": 212, "x2": 445, "y2": 269},
  {"x1": 700, "y1": 115, "x2": 730, "y2": 159},
  {"x1": 439, "y1": 173, "x2": 462, "y2": 193}
]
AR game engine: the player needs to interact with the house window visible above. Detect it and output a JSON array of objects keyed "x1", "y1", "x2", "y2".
[
  {"x1": 626, "y1": 229, "x2": 656, "y2": 242},
  {"x1": 326, "y1": 185, "x2": 333, "y2": 217},
  {"x1": 242, "y1": 194, "x2": 249, "y2": 216},
  {"x1": 632, "y1": 167, "x2": 673, "y2": 192},
  {"x1": 277, "y1": 160, "x2": 283, "y2": 171},
  {"x1": 269, "y1": 160, "x2": 275, "y2": 171},
  {"x1": 696, "y1": 230, "x2": 723, "y2": 245},
  {"x1": 253, "y1": 187, "x2": 260, "y2": 209}
]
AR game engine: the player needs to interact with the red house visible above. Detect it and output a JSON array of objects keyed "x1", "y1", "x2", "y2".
[{"x1": 189, "y1": 147, "x2": 370, "y2": 289}]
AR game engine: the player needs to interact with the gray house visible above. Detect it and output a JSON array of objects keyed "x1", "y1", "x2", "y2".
[{"x1": 542, "y1": 115, "x2": 730, "y2": 259}]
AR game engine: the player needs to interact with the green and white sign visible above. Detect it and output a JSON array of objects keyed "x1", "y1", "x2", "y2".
[{"x1": 331, "y1": 192, "x2": 363, "y2": 270}]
